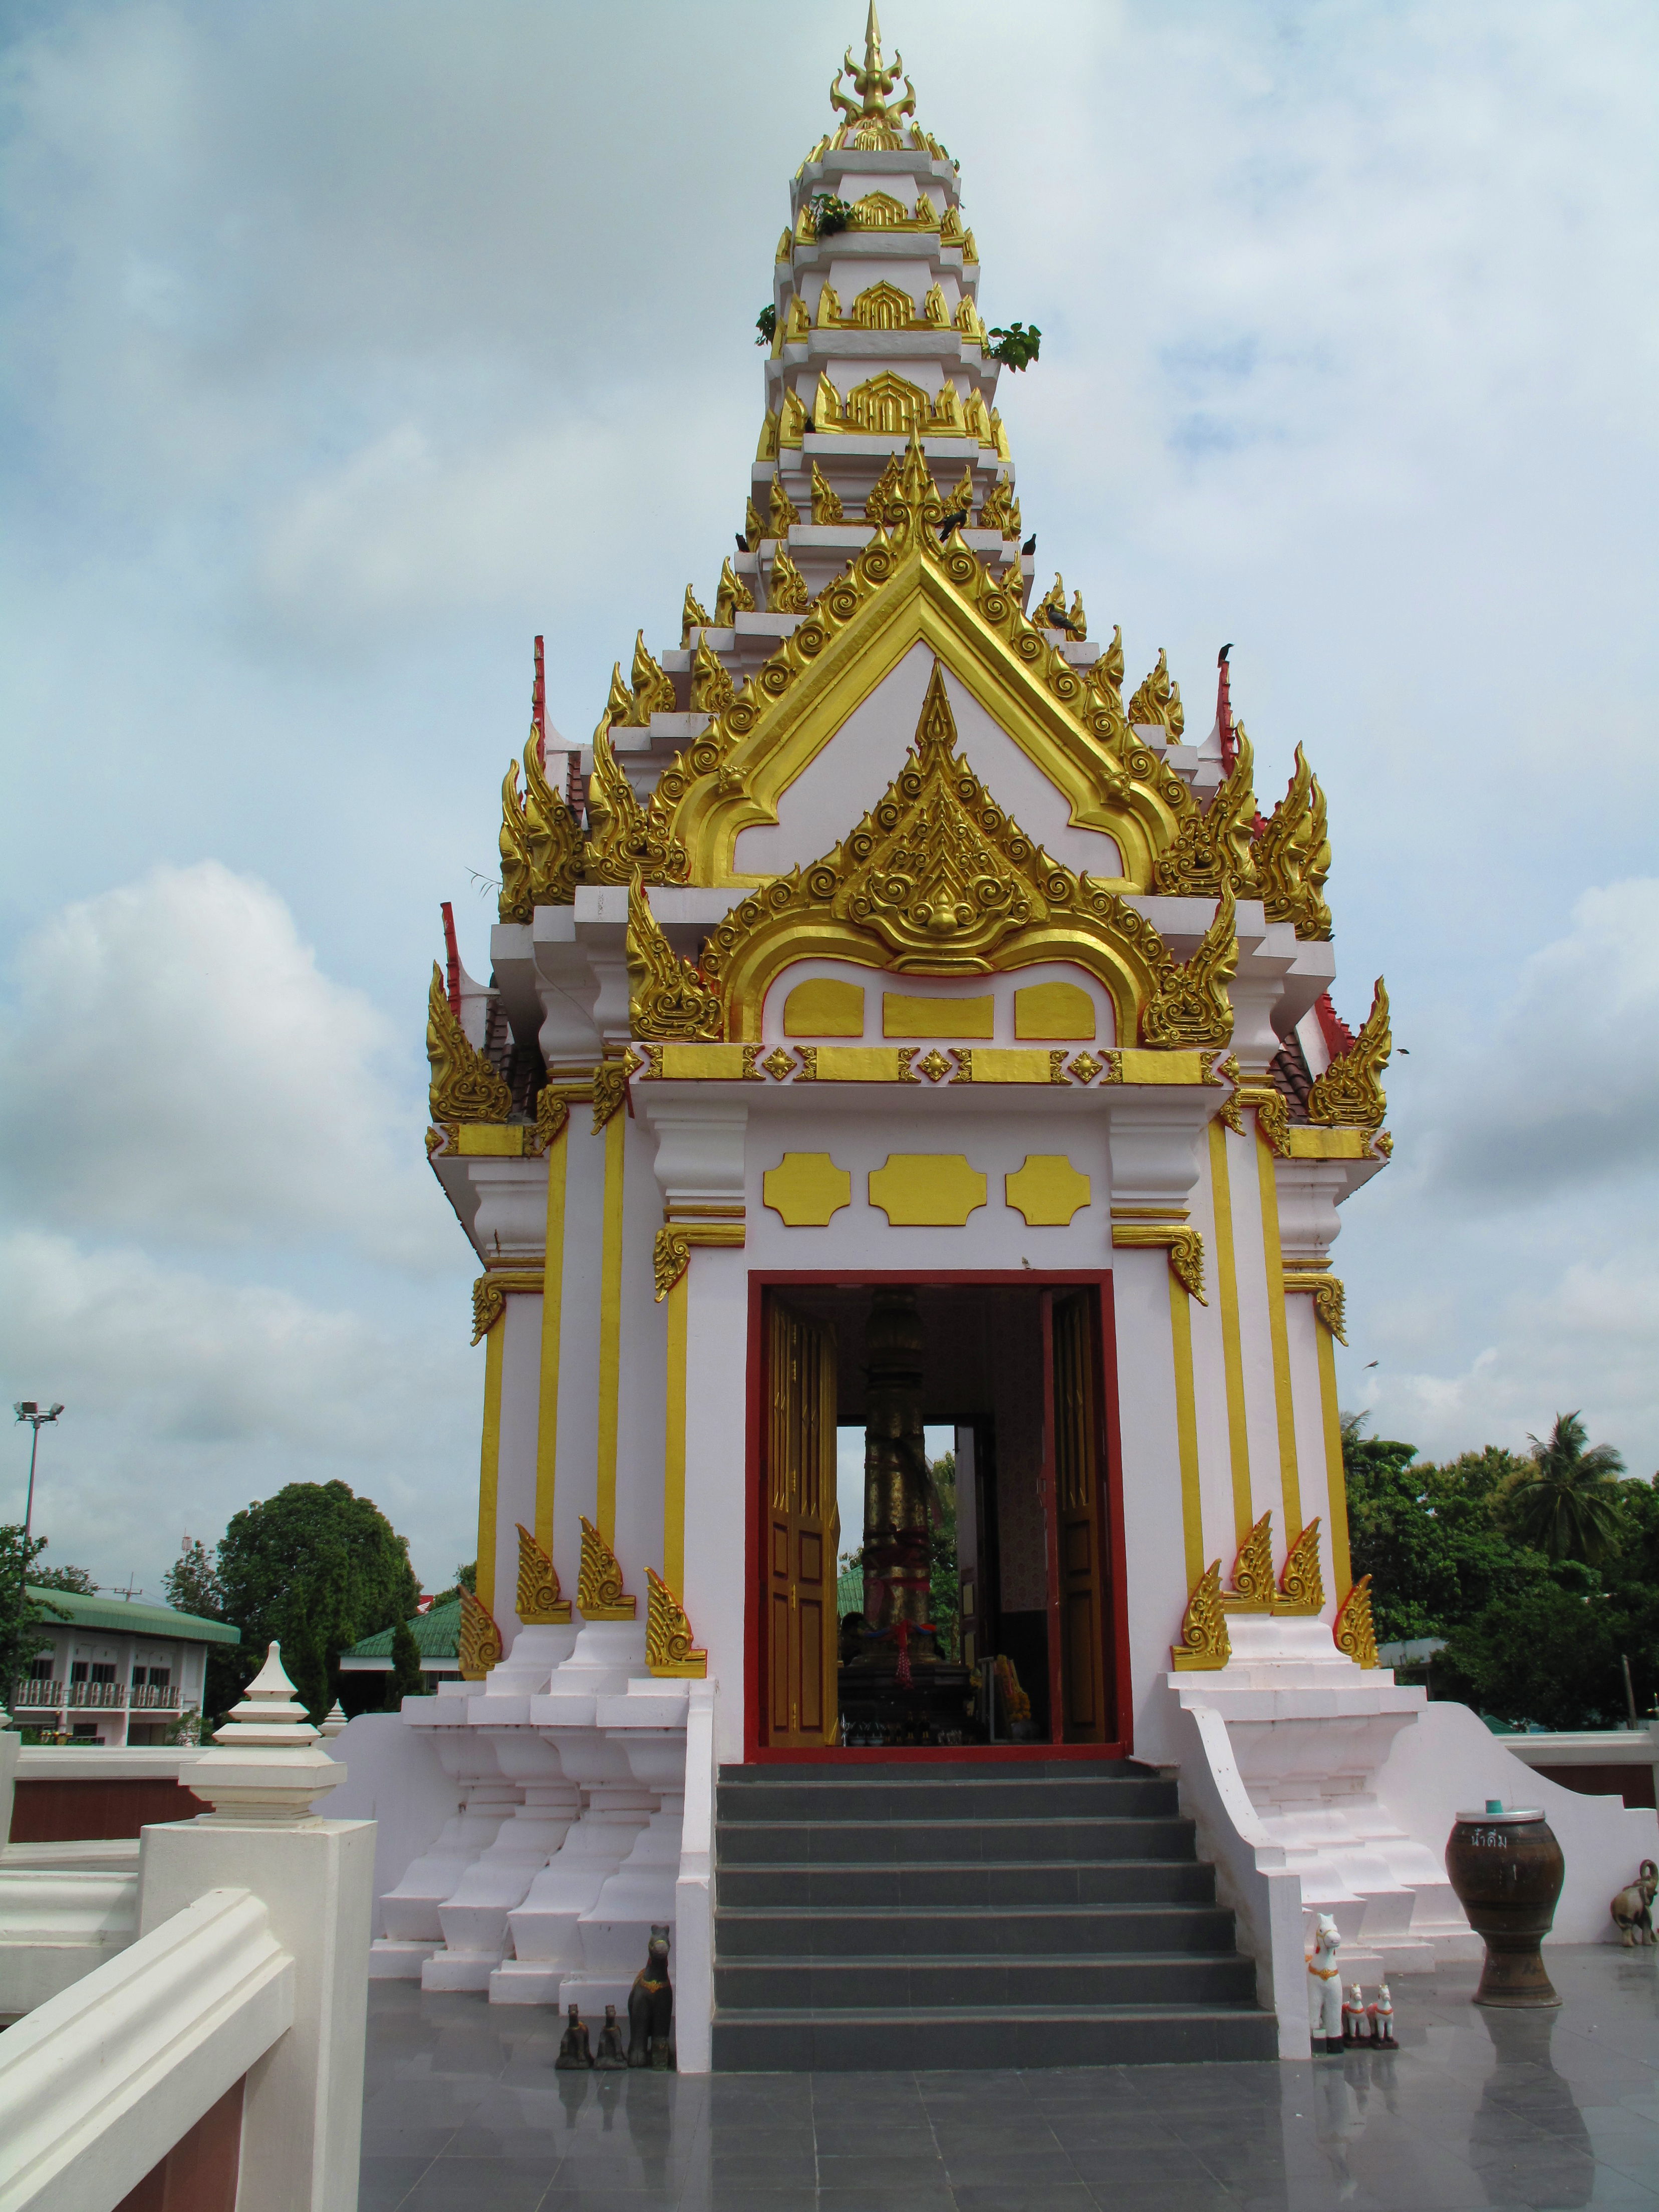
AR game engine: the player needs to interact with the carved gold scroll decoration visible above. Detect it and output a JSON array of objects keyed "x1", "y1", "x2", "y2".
[
  {"x1": 591, "y1": 1050, "x2": 639, "y2": 1134},
  {"x1": 1254, "y1": 745, "x2": 1331, "y2": 940},
  {"x1": 1283, "y1": 1267, "x2": 1347, "y2": 1343},
  {"x1": 1306, "y1": 980, "x2": 1391, "y2": 1128},
  {"x1": 1111, "y1": 1222, "x2": 1207, "y2": 1304},
  {"x1": 458, "y1": 1586, "x2": 504, "y2": 1679},
  {"x1": 1334, "y1": 1576, "x2": 1379, "y2": 1669},
  {"x1": 1222, "y1": 1511, "x2": 1275, "y2": 1612},
  {"x1": 1171, "y1": 1561, "x2": 1231, "y2": 1671},
  {"x1": 1275, "y1": 1519, "x2": 1325, "y2": 1615},
  {"x1": 577, "y1": 1515, "x2": 637, "y2": 1620},
  {"x1": 514, "y1": 1522, "x2": 571, "y2": 1624},
  {"x1": 428, "y1": 965, "x2": 511, "y2": 1132},
  {"x1": 1139, "y1": 887, "x2": 1238, "y2": 1049},
  {"x1": 584, "y1": 724, "x2": 689, "y2": 888},
  {"x1": 653, "y1": 1227, "x2": 691, "y2": 1303},
  {"x1": 1128, "y1": 649, "x2": 1185, "y2": 741},
  {"x1": 1153, "y1": 727, "x2": 1258, "y2": 899},
  {"x1": 645, "y1": 1567, "x2": 708, "y2": 1677},
  {"x1": 628, "y1": 877, "x2": 723, "y2": 1041}
]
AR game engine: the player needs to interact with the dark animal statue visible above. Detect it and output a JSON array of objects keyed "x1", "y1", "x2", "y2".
[{"x1": 628, "y1": 1924, "x2": 674, "y2": 2070}]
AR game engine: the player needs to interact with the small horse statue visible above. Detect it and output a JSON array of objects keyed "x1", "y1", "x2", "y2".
[
  {"x1": 1610, "y1": 1860, "x2": 1657, "y2": 1947},
  {"x1": 1367, "y1": 1982, "x2": 1397, "y2": 2048},
  {"x1": 554, "y1": 2003, "x2": 593, "y2": 2070},
  {"x1": 1306, "y1": 1913, "x2": 1344, "y2": 2054},
  {"x1": 628, "y1": 1923, "x2": 673, "y2": 2070},
  {"x1": 1342, "y1": 1982, "x2": 1370, "y2": 2043}
]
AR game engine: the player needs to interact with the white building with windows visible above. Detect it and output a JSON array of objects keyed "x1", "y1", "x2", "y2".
[{"x1": 9, "y1": 1588, "x2": 240, "y2": 1746}]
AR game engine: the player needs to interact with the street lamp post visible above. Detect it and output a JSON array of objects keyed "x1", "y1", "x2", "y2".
[{"x1": 12, "y1": 1402, "x2": 65, "y2": 1609}]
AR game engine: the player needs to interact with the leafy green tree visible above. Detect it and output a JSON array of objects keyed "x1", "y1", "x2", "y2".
[
  {"x1": 424, "y1": 1560, "x2": 477, "y2": 1610},
  {"x1": 162, "y1": 1536, "x2": 222, "y2": 1620},
  {"x1": 1343, "y1": 1422, "x2": 1544, "y2": 1643},
  {"x1": 214, "y1": 1482, "x2": 420, "y2": 1721},
  {"x1": 1494, "y1": 1412, "x2": 1626, "y2": 1566},
  {"x1": 29, "y1": 1549, "x2": 98, "y2": 1593},
  {"x1": 1434, "y1": 1566, "x2": 1659, "y2": 1731},
  {"x1": 0, "y1": 1525, "x2": 65, "y2": 1692},
  {"x1": 387, "y1": 1618, "x2": 425, "y2": 1709}
]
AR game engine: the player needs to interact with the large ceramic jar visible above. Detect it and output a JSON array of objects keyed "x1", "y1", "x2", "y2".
[{"x1": 1445, "y1": 1805, "x2": 1564, "y2": 2008}]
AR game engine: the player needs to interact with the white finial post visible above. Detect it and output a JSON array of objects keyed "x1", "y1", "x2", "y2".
[
  {"x1": 319, "y1": 1699, "x2": 349, "y2": 1739},
  {"x1": 178, "y1": 1640, "x2": 346, "y2": 1824}
]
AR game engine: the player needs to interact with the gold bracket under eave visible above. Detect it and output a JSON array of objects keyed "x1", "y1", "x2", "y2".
[
  {"x1": 514, "y1": 1522, "x2": 572, "y2": 1625},
  {"x1": 577, "y1": 1515, "x2": 637, "y2": 1621},
  {"x1": 1171, "y1": 1561, "x2": 1230, "y2": 1671}
]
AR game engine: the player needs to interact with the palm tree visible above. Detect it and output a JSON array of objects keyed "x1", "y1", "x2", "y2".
[{"x1": 1495, "y1": 1412, "x2": 1626, "y2": 1566}]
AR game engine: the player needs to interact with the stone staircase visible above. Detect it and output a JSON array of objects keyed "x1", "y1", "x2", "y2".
[{"x1": 711, "y1": 1760, "x2": 1277, "y2": 2069}]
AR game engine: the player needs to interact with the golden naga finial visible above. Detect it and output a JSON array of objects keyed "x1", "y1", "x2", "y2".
[
  {"x1": 829, "y1": 5, "x2": 917, "y2": 146},
  {"x1": 1153, "y1": 725, "x2": 1257, "y2": 899},
  {"x1": 768, "y1": 473, "x2": 800, "y2": 539},
  {"x1": 628, "y1": 873, "x2": 723, "y2": 1042},
  {"x1": 681, "y1": 584, "x2": 710, "y2": 647},
  {"x1": 625, "y1": 631, "x2": 675, "y2": 725},
  {"x1": 715, "y1": 556, "x2": 755, "y2": 626},
  {"x1": 499, "y1": 731, "x2": 582, "y2": 920},
  {"x1": 1307, "y1": 979, "x2": 1391, "y2": 1128},
  {"x1": 810, "y1": 459, "x2": 845, "y2": 525},
  {"x1": 1140, "y1": 884, "x2": 1237, "y2": 1049},
  {"x1": 1254, "y1": 745, "x2": 1332, "y2": 940},
  {"x1": 584, "y1": 723, "x2": 690, "y2": 888},
  {"x1": 427, "y1": 963, "x2": 511, "y2": 1131},
  {"x1": 767, "y1": 545, "x2": 810, "y2": 615},
  {"x1": 689, "y1": 630, "x2": 735, "y2": 714},
  {"x1": 1128, "y1": 649, "x2": 1186, "y2": 742}
]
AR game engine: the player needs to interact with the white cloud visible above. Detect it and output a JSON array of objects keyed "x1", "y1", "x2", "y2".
[
  {"x1": 0, "y1": 1229, "x2": 477, "y2": 1592},
  {"x1": 0, "y1": 863, "x2": 450, "y2": 1269}
]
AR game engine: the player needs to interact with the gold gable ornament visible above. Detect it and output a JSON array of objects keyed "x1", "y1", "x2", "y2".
[
  {"x1": 744, "y1": 496, "x2": 765, "y2": 553},
  {"x1": 499, "y1": 733, "x2": 583, "y2": 920},
  {"x1": 1139, "y1": 886, "x2": 1238, "y2": 1050},
  {"x1": 714, "y1": 557, "x2": 755, "y2": 627},
  {"x1": 515, "y1": 1522, "x2": 572, "y2": 1624},
  {"x1": 1153, "y1": 727, "x2": 1258, "y2": 899},
  {"x1": 1171, "y1": 1561, "x2": 1231, "y2": 1671},
  {"x1": 629, "y1": 632, "x2": 675, "y2": 722},
  {"x1": 577, "y1": 1515, "x2": 637, "y2": 1621},
  {"x1": 809, "y1": 460, "x2": 844, "y2": 524},
  {"x1": 628, "y1": 876, "x2": 723, "y2": 1042},
  {"x1": 646, "y1": 1567, "x2": 708, "y2": 1677},
  {"x1": 768, "y1": 473, "x2": 800, "y2": 539},
  {"x1": 584, "y1": 724, "x2": 689, "y2": 888},
  {"x1": 591, "y1": 1049, "x2": 639, "y2": 1134},
  {"x1": 689, "y1": 631, "x2": 735, "y2": 714},
  {"x1": 681, "y1": 584, "x2": 711, "y2": 646},
  {"x1": 1254, "y1": 746, "x2": 1332, "y2": 940},
  {"x1": 1127, "y1": 649, "x2": 1185, "y2": 742},
  {"x1": 1307, "y1": 980, "x2": 1390, "y2": 1128},
  {"x1": 767, "y1": 546, "x2": 810, "y2": 616},
  {"x1": 428, "y1": 965, "x2": 511, "y2": 1132},
  {"x1": 458, "y1": 1587, "x2": 504, "y2": 1679}
]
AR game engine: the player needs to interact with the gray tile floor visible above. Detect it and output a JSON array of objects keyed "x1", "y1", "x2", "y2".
[{"x1": 359, "y1": 1947, "x2": 1659, "y2": 2211}]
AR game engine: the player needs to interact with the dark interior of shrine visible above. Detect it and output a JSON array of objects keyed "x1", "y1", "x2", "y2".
[{"x1": 771, "y1": 1281, "x2": 1065, "y2": 1749}]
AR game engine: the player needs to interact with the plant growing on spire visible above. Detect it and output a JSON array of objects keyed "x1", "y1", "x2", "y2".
[
  {"x1": 988, "y1": 321, "x2": 1042, "y2": 371},
  {"x1": 807, "y1": 192, "x2": 857, "y2": 237},
  {"x1": 754, "y1": 305, "x2": 776, "y2": 347}
]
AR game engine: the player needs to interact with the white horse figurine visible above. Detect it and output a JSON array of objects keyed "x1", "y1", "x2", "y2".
[
  {"x1": 1368, "y1": 1982, "x2": 1396, "y2": 2048},
  {"x1": 1306, "y1": 1913, "x2": 1343, "y2": 2053},
  {"x1": 1342, "y1": 1982, "x2": 1370, "y2": 2043},
  {"x1": 1610, "y1": 1861, "x2": 1657, "y2": 1947}
]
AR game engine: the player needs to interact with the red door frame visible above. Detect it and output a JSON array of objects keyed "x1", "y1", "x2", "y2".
[{"x1": 743, "y1": 1270, "x2": 1132, "y2": 1765}]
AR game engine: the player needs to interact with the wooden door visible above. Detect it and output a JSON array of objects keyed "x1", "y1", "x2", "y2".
[
  {"x1": 1051, "y1": 1290, "x2": 1108, "y2": 1742},
  {"x1": 764, "y1": 1300, "x2": 839, "y2": 1745}
]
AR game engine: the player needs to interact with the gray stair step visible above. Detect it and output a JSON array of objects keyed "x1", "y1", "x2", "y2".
[
  {"x1": 718, "y1": 1775, "x2": 1177, "y2": 1823},
  {"x1": 715, "y1": 1952, "x2": 1258, "y2": 2008},
  {"x1": 710, "y1": 2004, "x2": 1279, "y2": 2071},
  {"x1": 717, "y1": 1856, "x2": 1216, "y2": 1909},
  {"x1": 716, "y1": 1901, "x2": 1237, "y2": 1958},
  {"x1": 717, "y1": 1815, "x2": 1198, "y2": 1865}
]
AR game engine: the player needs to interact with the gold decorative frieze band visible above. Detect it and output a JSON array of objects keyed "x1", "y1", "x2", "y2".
[
  {"x1": 1171, "y1": 1561, "x2": 1231, "y2": 1671},
  {"x1": 1334, "y1": 1576, "x2": 1379, "y2": 1669},
  {"x1": 1111, "y1": 1222, "x2": 1207, "y2": 1304},
  {"x1": 1283, "y1": 1269, "x2": 1347, "y2": 1343},
  {"x1": 471, "y1": 1268, "x2": 544, "y2": 1344},
  {"x1": 458, "y1": 1586, "x2": 504, "y2": 1679},
  {"x1": 1284, "y1": 1127, "x2": 1387, "y2": 1162},
  {"x1": 515, "y1": 1522, "x2": 572, "y2": 1624},
  {"x1": 637, "y1": 1042, "x2": 763, "y2": 1082},
  {"x1": 1102, "y1": 1048, "x2": 1224, "y2": 1086},
  {"x1": 646, "y1": 1567, "x2": 708, "y2": 1678},
  {"x1": 577, "y1": 1515, "x2": 636, "y2": 1620}
]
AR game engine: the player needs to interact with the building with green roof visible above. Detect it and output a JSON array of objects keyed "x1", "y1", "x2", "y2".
[
  {"x1": 339, "y1": 1599, "x2": 461, "y2": 1701},
  {"x1": 9, "y1": 1585, "x2": 240, "y2": 1747}
]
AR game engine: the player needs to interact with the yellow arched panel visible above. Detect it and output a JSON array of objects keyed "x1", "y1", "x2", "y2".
[
  {"x1": 1013, "y1": 982, "x2": 1096, "y2": 1040},
  {"x1": 783, "y1": 978, "x2": 865, "y2": 1036}
]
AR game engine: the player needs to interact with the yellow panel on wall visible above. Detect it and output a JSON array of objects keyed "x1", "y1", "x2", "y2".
[
  {"x1": 763, "y1": 1153, "x2": 853, "y2": 1226},
  {"x1": 783, "y1": 978, "x2": 865, "y2": 1036},
  {"x1": 1014, "y1": 981, "x2": 1096, "y2": 1040},
  {"x1": 868, "y1": 1154, "x2": 987, "y2": 1226},
  {"x1": 883, "y1": 993, "x2": 994, "y2": 1038},
  {"x1": 1005, "y1": 1155, "x2": 1091, "y2": 1226}
]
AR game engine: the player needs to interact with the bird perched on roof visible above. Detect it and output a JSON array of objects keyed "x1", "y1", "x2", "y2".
[
  {"x1": 734, "y1": 532, "x2": 746, "y2": 553},
  {"x1": 1219, "y1": 643, "x2": 1232, "y2": 664},
  {"x1": 938, "y1": 509, "x2": 970, "y2": 538},
  {"x1": 1021, "y1": 533, "x2": 1036, "y2": 555}
]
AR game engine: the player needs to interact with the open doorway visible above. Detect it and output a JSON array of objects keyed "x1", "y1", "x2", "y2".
[{"x1": 751, "y1": 1275, "x2": 1127, "y2": 1758}]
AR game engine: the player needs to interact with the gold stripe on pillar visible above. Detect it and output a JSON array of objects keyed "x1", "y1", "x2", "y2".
[
  {"x1": 1167, "y1": 1268, "x2": 1204, "y2": 1591},
  {"x1": 662, "y1": 1268, "x2": 689, "y2": 1594},
  {"x1": 1315, "y1": 1317, "x2": 1352, "y2": 1594},
  {"x1": 476, "y1": 1316, "x2": 506, "y2": 1619},
  {"x1": 595, "y1": 1109, "x2": 627, "y2": 1545},
  {"x1": 1206, "y1": 1118, "x2": 1253, "y2": 1546},
  {"x1": 1254, "y1": 1118, "x2": 1303, "y2": 1540},
  {"x1": 536, "y1": 1125, "x2": 570, "y2": 1559}
]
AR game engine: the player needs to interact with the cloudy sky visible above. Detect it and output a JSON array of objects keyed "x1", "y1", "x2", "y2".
[{"x1": 2, "y1": 1, "x2": 1655, "y2": 1597}]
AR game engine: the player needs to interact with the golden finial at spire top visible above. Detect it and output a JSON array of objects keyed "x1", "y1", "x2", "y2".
[{"x1": 829, "y1": 3, "x2": 917, "y2": 140}]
